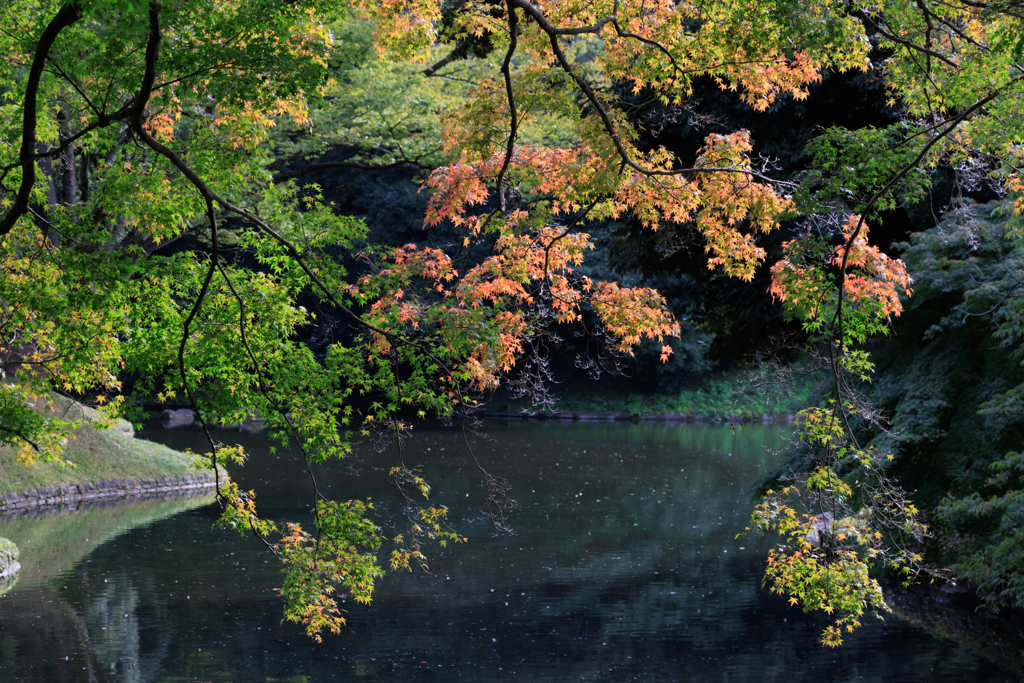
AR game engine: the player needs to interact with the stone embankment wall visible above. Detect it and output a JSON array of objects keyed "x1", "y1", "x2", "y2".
[{"x1": 0, "y1": 473, "x2": 219, "y2": 514}]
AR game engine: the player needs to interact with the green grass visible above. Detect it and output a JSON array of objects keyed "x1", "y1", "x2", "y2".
[
  {"x1": 0, "y1": 392, "x2": 216, "y2": 495},
  {"x1": 0, "y1": 392, "x2": 221, "y2": 594}
]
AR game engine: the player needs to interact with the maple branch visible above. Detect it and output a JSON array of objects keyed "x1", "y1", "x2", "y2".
[
  {"x1": 889, "y1": 33, "x2": 946, "y2": 118},
  {"x1": 952, "y1": 0, "x2": 1024, "y2": 20},
  {"x1": 495, "y1": 0, "x2": 520, "y2": 212},
  {"x1": 134, "y1": 0, "x2": 247, "y2": 533},
  {"x1": 423, "y1": 48, "x2": 462, "y2": 77},
  {"x1": 511, "y1": 0, "x2": 635, "y2": 169},
  {"x1": 154, "y1": 63, "x2": 238, "y2": 91},
  {"x1": 915, "y1": 0, "x2": 937, "y2": 73},
  {"x1": 815, "y1": 82, "x2": 1021, "y2": 467},
  {"x1": 48, "y1": 59, "x2": 105, "y2": 118},
  {"x1": 217, "y1": 261, "x2": 328, "y2": 524},
  {"x1": 511, "y1": 0, "x2": 793, "y2": 188},
  {"x1": 132, "y1": 0, "x2": 292, "y2": 559},
  {"x1": 608, "y1": 0, "x2": 683, "y2": 77},
  {"x1": 923, "y1": 4, "x2": 989, "y2": 52},
  {"x1": 132, "y1": 5, "x2": 216, "y2": 206},
  {"x1": 827, "y1": 82, "x2": 1016, "y2": 415},
  {"x1": 0, "y1": 1, "x2": 82, "y2": 237},
  {"x1": 541, "y1": 198, "x2": 599, "y2": 286},
  {"x1": 514, "y1": 0, "x2": 800, "y2": 91},
  {"x1": 510, "y1": 0, "x2": 613, "y2": 35},
  {"x1": 836, "y1": 84, "x2": 1012, "y2": 309},
  {"x1": 26, "y1": 101, "x2": 137, "y2": 166},
  {"x1": 855, "y1": 9, "x2": 960, "y2": 70}
]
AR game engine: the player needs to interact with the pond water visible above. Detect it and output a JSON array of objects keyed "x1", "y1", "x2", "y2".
[{"x1": 0, "y1": 421, "x2": 1019, "y2": 682}]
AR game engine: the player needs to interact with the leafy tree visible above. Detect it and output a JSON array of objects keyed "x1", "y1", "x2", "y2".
[{"x1": 2, "y1": 0, "x2": 1024, "y2": 645}]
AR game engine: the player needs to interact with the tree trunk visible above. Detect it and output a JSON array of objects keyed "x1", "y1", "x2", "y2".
[
  {"x1": 33, "y1": 142, "x2": 59, "y2": 247},
  {"x1": 57, "y1": 110, "x2": 76, "y2": 206},
  {"x1": 80, "y1": 152, "x2": 90, "y2": 205}
]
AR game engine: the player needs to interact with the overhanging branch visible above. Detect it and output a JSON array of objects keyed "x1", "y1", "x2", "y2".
[{"x1": 0, "y1": 2, "x2": 83, "y2": 237}]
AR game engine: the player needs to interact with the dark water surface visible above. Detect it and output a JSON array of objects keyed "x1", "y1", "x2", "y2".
[{"x1": 0, "y1": 421, "x2": 1018, "y2": 682}]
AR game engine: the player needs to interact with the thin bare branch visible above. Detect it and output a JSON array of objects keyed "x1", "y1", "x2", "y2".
[{"x1": 855, "y1": 9, "x2": 961, "y2": 70}]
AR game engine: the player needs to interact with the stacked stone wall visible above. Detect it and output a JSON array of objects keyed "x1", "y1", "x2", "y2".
[{"x1": 0, "y1": 473, "x2": 218, "y2": 514}]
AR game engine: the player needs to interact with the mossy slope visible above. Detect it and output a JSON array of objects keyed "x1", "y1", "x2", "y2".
[{"x1": 0, "y1": 392, "x2": 210, "y2": 495}]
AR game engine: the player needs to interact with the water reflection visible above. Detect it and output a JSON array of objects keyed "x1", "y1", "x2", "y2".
[
  {"x1": 2, "y1": 489, "x2": 216, "y2": 589},
  {"x1": 0, "y1": 489, "x2": 214, "y2": 682},
  {"x1": 0, "y1": 421, "x2": 1018, "y2": 682}
]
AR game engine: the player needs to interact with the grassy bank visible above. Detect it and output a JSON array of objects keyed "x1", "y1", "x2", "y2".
[
  {"x1": 0, "y1": 393, "x2": 220, "y2": 590},
  {"x1": 0, "y1": 393, "x2": 214, "y2": 496}
]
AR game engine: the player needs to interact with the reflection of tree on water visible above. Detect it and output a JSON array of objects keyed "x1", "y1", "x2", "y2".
[
  {"x1": 1, "y1": 572, "x2": 173, "y2": 683},
  {"x1": 0, "y1": 585, "x2": 103, "y2": 682},
  {"x1": 77, "y1": 573, "x2": 171, "y2": 683},
  {"x1": 0, "y1": 536, "x2": 20, "y2": 597},
  {"x1": 1, "y1": 488, "x2": 214, "y2": 588},
  {"x1": 0, "y1": 489, "x2": 213, "y2": 682},
  {"x1": 885, "y1": 588, "x2": 1024, "y2": 676}
]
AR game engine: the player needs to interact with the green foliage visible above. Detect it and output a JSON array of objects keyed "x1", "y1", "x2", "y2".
[
  {"x1": 798, "y1": 123, "x2": 933, "y2": 219},
  {"x1": 0, "y1": 385, "x2": 53, "y2": 454},
  {"x1": 277, "y1": 500, "x2": 385, "y2": 642},
  {"x1": 747, "y1": 403, "x2": 931, "y2": 647},
  {"x1": 865, "y1": 200, "x2": 1024, "y2": 609},
  {"x1": 751, "y1": 493, "x2": 886, "y2": 648},
  {"x1": 935, "y1": 482, "x2": 1024, "y2": 607}
]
